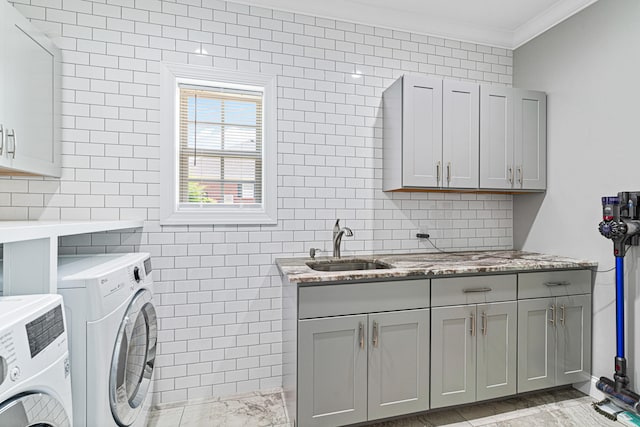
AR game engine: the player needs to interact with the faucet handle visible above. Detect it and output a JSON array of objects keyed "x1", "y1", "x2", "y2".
[{"x1": 309, "y1": 248, "x2": 322, "y2": 259}]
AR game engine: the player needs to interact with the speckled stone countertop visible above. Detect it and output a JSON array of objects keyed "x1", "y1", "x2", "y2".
[{"x1": 276, "y1": 250, "x2": 597, "y2": 284}]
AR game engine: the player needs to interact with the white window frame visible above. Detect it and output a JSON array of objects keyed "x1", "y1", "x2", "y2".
[{"x1": 160, "y1": 63, "x2": 277, "y2": 225}]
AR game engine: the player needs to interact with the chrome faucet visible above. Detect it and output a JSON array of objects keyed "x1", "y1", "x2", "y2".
[{"x1": 332, "y1": 219, "x2": 353, "y2": 258}]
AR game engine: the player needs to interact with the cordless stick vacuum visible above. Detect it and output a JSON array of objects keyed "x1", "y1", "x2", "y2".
[{"x1": 596, "y1": 192, "x2": 640, "y2": 420}]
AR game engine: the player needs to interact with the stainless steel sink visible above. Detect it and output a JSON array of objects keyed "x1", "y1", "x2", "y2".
[{"x1": 306, "y1": 259, "x2": 392, "y2": 272}]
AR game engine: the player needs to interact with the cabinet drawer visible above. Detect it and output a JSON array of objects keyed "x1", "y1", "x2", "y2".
[
  {"x1": 518, "y1": 270, "x2": 591, "y2": 299},
  {"x1": 431, "y1": 275, "x2": 516, "y2": 307},
  {"x1": 298, "y1": 279, "x2": 430, "y2": 319}
]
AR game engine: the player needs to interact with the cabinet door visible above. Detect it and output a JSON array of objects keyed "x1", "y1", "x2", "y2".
[
  {"x1": 431, "y1": 305, "x2": 476, "y2": 408},
  {"x1": 2, "y1": 4, "x2": 60, "y2": 177},
  {"x1": 368, "y1": 309, "x2": 430, "y2": 421},
  {"x1": 298, "y1": 315, "x2": 367, "y2": 427},
  {"x1": 402, "y1": 75, "x2": 443, "y2": 187},
  {"x1": 0, "y1": 1, "x2": 7, "y2": 170},
  {"x1": 517, "y1": 298, "x2": 556, "y2": 393},
  {"x1": 443, "y1": 80, "x2": 479, "y2": 189},
  {"x1": 480, "y1": 86, "x2": 513, "y2": 189},
  {"x1": 476, "y1": 301, "x2": 517, "y2": 401},
  {"x1": 514, "y1": 89, "x2": 546, "y2": 190},
  {"x1": 556, "y1": 294, "x2": 592, "y2": 385}
]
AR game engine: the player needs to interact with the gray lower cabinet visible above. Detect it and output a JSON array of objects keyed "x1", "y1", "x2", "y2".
[
  {"x1": 517, "y1": 294, "x2": 592, "y2": 393},
  {"x1": 295, "y1": 279, "x2": 431, "y2": 427},
  {"x1": 431, "y1": 301, "x2": 517, "y2": 409},
  {"x1": 368, "y1": 309, "x2": 430, "y2": 420},
  {"x1": 297, "y1": 305, "x2": 430, "y2": 426},
  {"x1": 298, "y1": 314, "x2": 368, "y2": 427}
]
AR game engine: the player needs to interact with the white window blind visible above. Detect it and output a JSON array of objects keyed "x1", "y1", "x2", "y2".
[{"x1": 178, "y1": 84, "x2": 263, "y2": 209}]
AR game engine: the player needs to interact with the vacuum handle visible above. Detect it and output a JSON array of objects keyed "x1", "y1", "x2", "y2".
[{"x1": 549, "y1": 304, "x2": 556, "y2": 326}]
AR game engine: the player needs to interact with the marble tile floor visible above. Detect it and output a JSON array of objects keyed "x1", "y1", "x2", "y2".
[{"x1": 148, "y1": 387, "x2": 620, "y2": 427}]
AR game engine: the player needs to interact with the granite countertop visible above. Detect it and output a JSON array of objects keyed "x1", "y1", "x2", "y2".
[{"x1": 275, "y1": 250, "x2": 598, "y2": 284}]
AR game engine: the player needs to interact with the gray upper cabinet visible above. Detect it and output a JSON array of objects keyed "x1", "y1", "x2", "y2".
[
  {"x1": 383, "y1": 75, "x2": 479, "y2": 191},
  {"x1": 298, "y1": 315, "x2": 368, "y2": 427},
  {"x1": 443, "y1": 80, "x2": 480, "y2": 189},
  {"x1": 480, "y1": 86, "x2": 546, "y2": 191},
  {"x1": 368, "y1": 309, "x2": 430, "y2": 421},
  {"x1": 0, "y1": 1, "x2": 60, "y2": 177}
]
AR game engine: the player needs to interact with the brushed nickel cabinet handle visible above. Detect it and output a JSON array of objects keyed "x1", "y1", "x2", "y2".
[
  {"x1": 560, "y1": 304, "x2": 566, "y2": 326},
  {"x1": 482, "y1": 312, "x2": 487, "y2": 336},
  {"x1": 7, "y1": 129, "x2": 15, "y2": 159},
  {"x1": 359, "y1": 323, "x2": 364, "y2": 349},
  {"x1": 544, "y1": 281, "x2": 570, "y2": 287},
  {"x1": 549, "y1": 304, "x2": 556, "y2": 326},
  {"x1": 447, "y1": 162, "x2": 451, "y2": 184},
  {"x1": 372, "y1": 321, "x2": 379, "y2": 347},
  {"x1": 0, "y1": 124, "x2": 3, "y2": 155},
  {"x1": 517, "y1": 166, "x2": 523, "y2": 185},
  {"x1": 436, "y1": 161, "x2": 441, "y2": 185},
  {"x1": 507, "y1": 166, "x2": 513, "y2": 184},
  {"x1": 470, "y1": 312, "x2": 476, "y2": 337},
  {"x1": 463, "y1": 287, "x2": 492, "y2": 293}
]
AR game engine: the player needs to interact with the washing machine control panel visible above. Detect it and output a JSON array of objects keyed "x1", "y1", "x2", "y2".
[{"x1": 0, "y1": 296, "x2": 68, "y2": 396}]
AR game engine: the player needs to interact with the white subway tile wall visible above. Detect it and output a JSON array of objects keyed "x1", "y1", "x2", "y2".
[{"x1": 3, "y1": 0, "x2": 513, "y2": 403}]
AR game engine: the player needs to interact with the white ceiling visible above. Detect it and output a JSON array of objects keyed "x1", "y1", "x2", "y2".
[{"x1": 233, "y1": 0, "x2": 599, "y2": 49}]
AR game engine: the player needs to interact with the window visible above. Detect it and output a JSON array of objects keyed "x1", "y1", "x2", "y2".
[{"x1": 160, "y1": 64, "x2": 276, "y2": 225}]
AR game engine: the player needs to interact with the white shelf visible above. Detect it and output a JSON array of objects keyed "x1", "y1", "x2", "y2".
[
  {"x1": 0, "y1": 220, "x2": 144, "y2": 244},
  {"x1": 0, "y1": 219, "x2": 144, "y2": 296}
]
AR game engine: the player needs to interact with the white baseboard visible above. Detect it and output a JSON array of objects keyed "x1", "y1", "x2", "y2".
[{"x1": 573, "y1": 375, "x2": 606, "y2": 401}]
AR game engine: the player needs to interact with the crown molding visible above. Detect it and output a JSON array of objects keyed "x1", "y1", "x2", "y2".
[
  {"x1": 512, "y1": 0, "x2": 599, "y2": 48},
  {"x1": 232, "y1": 0, "x2": 599, "y2": 50}
]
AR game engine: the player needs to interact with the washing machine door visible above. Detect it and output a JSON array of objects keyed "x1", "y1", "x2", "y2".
[
  {"x1": 0, "y1": 392, "x2": 71, "y2": 427},
  {"x1": 109, "y1": 289, "x2": 157, "y2": 427}
]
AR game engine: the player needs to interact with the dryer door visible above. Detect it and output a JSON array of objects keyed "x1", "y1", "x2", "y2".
[
  {"x1": 0, "y1": 392, "x2": 71, "y2": 427},
  {"x1": 109, "y1": 289, "x2": 157, "y2": 426}
]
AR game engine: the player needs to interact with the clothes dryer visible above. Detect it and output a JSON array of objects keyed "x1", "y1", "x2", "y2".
[
  {"x1": 57, "y1": 253, "x2": 157, "y2": 427},
  {"x1": 0, "y1": 294, "x2": 73, "y2": 427}
]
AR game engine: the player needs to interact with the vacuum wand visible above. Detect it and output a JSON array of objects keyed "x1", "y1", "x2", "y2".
[{"x1": 597, "y1": 192, "x2": 640, "y2": 413}]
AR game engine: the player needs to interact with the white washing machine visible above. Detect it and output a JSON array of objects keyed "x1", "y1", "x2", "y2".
[
  {"x1": 57, "y1": 253, "x2": 157, "y2": 427},
  {"x1": 0, "y1": 294, "x2": 73, "y2": 427}
]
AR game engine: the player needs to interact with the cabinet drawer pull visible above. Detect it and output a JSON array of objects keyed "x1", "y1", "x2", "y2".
[
  {"x1": 481, "y1": 312, "x2": 487, "y2": 336},
  {"x1": 446, "y1": 162, "x2": 451, "y2": 184},
  {"x1": 372, "y1": 321, "x2": 379, "y2": 347},
  {"x1": 560, "y1": 304, "x2": 565, "y2": 326},
  {"x1": 544, "y1": 281, "x2": 570, "y2": 287},
  {"x1": 359, "y1": 323, "x2": 364, "y2": 349},
  {"x1": 436, "y1": 161, "x2": 441, "y2": 185},
  {"x1": 549, "y1": 304, "x2": 556, "y2": 326},
  {"x1": 0, "y1": 124, "x2": 3, "y2": 155},
  {"x1": 463, "y1": 287, "x2": 492, "y2": 293},
  {"x1": 470, "y1": 312, "x2": 476, "y2": 337},
  {"x1": 7, "y1": 129, "x2": 15, "y2": 159}
]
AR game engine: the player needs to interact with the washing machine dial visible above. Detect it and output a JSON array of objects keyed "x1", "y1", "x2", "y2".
[
  {"x1": 0, "y1": 356, "x2": 6, "y2": 386},
  {"x1": 10, "y1": 365, "x2": 20, "y2": 382}
]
